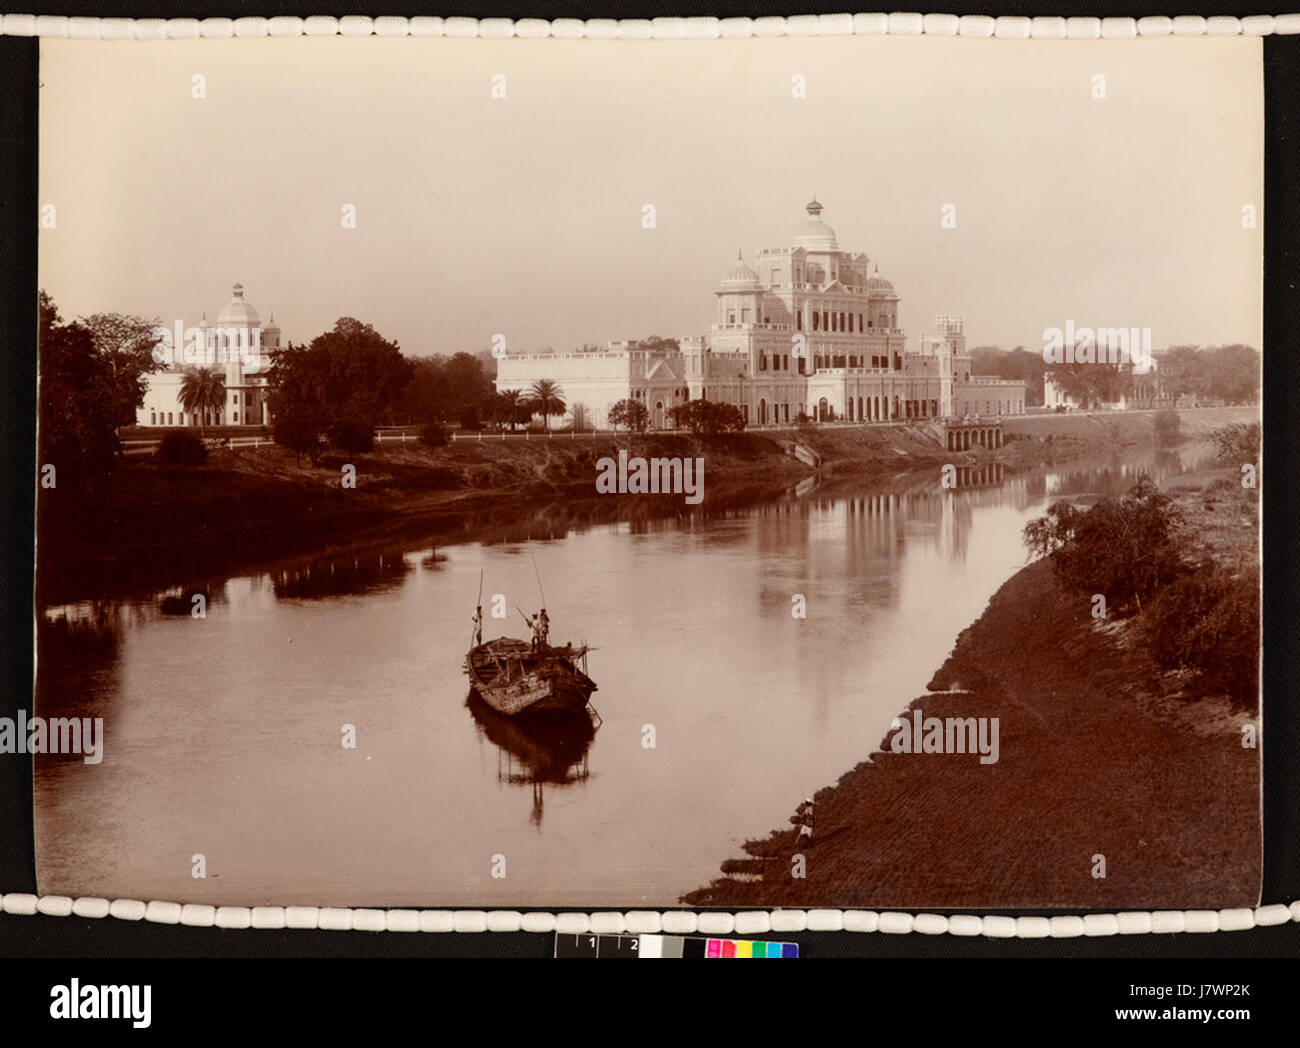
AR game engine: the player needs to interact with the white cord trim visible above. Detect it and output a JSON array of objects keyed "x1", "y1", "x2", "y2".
[
  {"x1": 3, "y1": 13, "x2": 1300, "y2": 38},
  {"x1": 3, "y1": 893, "x2": 1297, "y2": 937},
  {"x1": 1, "y1": 9, "x2": 1289, "y2": 932}
]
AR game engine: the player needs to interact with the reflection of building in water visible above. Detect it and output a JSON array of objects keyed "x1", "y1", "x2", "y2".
[
  {"x1": 498, "y1": 200, "x2": 1025, "y2": 429},
  {"x1": 466, "y1": 693, "x2": 596, "y2": 827}
]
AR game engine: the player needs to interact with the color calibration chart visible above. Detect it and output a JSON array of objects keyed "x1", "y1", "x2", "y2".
[{"x1": 555, "y1": 933, "x2": 799, "y2": 958}]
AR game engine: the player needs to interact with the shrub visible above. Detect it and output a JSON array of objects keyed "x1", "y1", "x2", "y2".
[
  {"x1": 1153, "y1": 409, "x2": 1181, "y2": 445},
  {"x1": 1209, "y1": 421, "x2": 1260, "y2": 465},
  {"x1": 1143, "y1": 568, "x2": 1259, "y2": 708},
  {"x1": 420, "y1": 422, "x2": 449, "y2": 447},
  {"x1": 330, "y1": 417, "x2": 375, "y2": 455},
  {"x1": 156, "y1": 429, "x2": 208, "y2": 466},
  {"x1": 1022, "y1": 475, "x2": 1183, "y2": 614},
  {"x1": 669, "y1": 399, "x2": 747, "y2": 436},
  {"x1": 607, "y1": 398, "x2": 650, "y2": 433}
]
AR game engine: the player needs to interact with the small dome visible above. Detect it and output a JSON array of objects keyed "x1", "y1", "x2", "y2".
[
  {"x1": 865, "y1": 275, "x2": 895, "y2": 292},
  {"x1": 216, "y1": 282, "x2": 260, "y2": 327},
  {"x1": 793, "y1": 199, "x2": 838, "y2": 251},
  {"x1": 718, "y1": 251, "x2": 761, "y2": 290}
]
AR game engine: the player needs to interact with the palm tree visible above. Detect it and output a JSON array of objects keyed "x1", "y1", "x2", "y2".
[
  {"x1": 498, "y1": 389, "x2": 526, "y2": 432},
  {"x1": 527, "y1": 378, "x2": 566, "y2": 433},
  {"x1": 179, "y1": 366, "x2": 226, "y2": 432}
]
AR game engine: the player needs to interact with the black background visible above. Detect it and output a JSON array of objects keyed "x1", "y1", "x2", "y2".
[{"x1": 1, "y1": 0, "x2": 1297, "y2": 993}]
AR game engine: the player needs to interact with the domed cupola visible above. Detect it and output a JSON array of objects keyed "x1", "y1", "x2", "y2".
[
  {"x1": 717, "y1": 250, "x2": 762, "y2": 291},
  {"x1": 864, "y1": 263, "x2": 897, "y2": 297},
  {"x1": 216, "y1": 282, "x2": 261, "y2": 328},
  {"x1": 793, "y1": 198, "x2": 839, "y2": 252}
]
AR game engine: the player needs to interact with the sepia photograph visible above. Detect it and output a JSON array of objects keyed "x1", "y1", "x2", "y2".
[{"x1": 31, "y1": 30, "x2": 1262, "y2": 911}]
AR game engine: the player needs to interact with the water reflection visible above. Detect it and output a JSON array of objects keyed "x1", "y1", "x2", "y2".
[
  {"x1": 32, "y1": 437, "x2": 1235, "y2": 905},
  {"x1": 271, "y1": 552, "x2": 414, "y2": 601},
  {"x1": 465, "y1": 692, "x2": 597, "y2": 827}
]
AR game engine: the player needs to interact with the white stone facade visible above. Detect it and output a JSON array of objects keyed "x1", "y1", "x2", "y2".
[
  {"x1": 496, "y1": 201, "x2": 1025, "y2": 429},
  {"x1": 137, "y1": 283, "x2": 280, "y2": 427}
]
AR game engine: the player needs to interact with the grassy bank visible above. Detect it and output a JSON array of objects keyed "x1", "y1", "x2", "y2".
[
  {"x1": 38, "y1": 406, "x2": 1256, "y2": 604},
  {"x1": 682, "y1": 463, "x2": 1261, "y2": 910}
]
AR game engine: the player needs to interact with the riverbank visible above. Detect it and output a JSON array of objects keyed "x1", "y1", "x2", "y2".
[
  {"x1": 37, "y1": 405, "x2": 1255, "y2": 604},
  {"x1": 681, "y1": 460, "x2": 1261, "y2": 910}
]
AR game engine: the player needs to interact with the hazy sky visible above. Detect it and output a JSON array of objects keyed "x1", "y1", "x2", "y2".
[{"x1": 40, "y1": 35, "x2": 1262, "y2": 357}]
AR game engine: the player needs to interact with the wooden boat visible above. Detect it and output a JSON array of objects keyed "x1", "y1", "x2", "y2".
[
  {"x1": 463, "y1": 569, "x2": 597, "y2": 717},
  {"x1": 464, "y1": 636, "x2": 597, "y2": 716}
]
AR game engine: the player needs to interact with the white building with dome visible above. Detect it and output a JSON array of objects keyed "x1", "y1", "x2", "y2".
[
  {"x1": 496, "y1": 200, "x2": 1024, "y2": 429},
  {"x1": 137, "y1": 282, "x2": 282, "y2": 428}
]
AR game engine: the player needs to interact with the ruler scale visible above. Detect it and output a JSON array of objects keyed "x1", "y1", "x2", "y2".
[{"x1": 555, "y1": 933, "x2": 798, "y2": 958}]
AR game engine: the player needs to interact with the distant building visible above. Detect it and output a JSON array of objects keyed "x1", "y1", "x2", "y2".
[
  {"x1": 137, "y1": 282, "x2": 281, "y2": 427},
  {"x1": 497, "y1": 200, "x2": 1025, "y2": 429},
  {"x1": 1043, "y1": 349, "x2": 1167, "y2": 412}
]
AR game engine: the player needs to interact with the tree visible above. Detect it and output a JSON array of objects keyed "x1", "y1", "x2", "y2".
[
  {"x1": 82, "y1": 312, "x2": 164, "y2": 433},
  {"x1": 607, "y1": 397, "x2": 650, "y2": 433},
  {"x1": 636, "y1": 335, "x2": 680, "y2": 353},
  {"x1": 1157, "y1": 346, "x2": 1211, "y2": 398},
  {"x1": 1205, "y1": 344, "x2": 1260, "y2": 404},
  {"x1": 178, "y1": 366, "x2": 226, "y2": 431},
  {"x1": 669, "y1": 398, "x2": 746, "y2": 436},
  {"x1": 445, "y1": 351, "x2": 496, "y2": 422},
  {"x1": 1022, "y1": 476, "x2": 1183, "y2": 613},
  {"x1": 266, "y1": 343, "x2": 329, "y2": 463},
  {"x1": 267, "y1": 317, "x2": 412, "y2": 461},
  {"x1": 38, "y1": 291, "x2": 121, "y2": 490},
  {"x1": 969, "y1": 345, "x2": 1047, "y2": 407},
  {"x1": 494, "y1": 389, "x2": 529, "y2": 432},
  {"x1": 1047, "y1": 358, "x2": 1134, "y2": 409},
  {"x1": 527, "y1": 379, "x2": 566, "y2": 432}
]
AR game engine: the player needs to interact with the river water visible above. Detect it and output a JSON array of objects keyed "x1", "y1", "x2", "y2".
[{"x1": 34, "y1": 443, "x2": 1215, "y2": 906}]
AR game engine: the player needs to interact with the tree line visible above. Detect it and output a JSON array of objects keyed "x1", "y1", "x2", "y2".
[{"x1": 968, "y1": 343, "x2": 1259, "y2": 409}]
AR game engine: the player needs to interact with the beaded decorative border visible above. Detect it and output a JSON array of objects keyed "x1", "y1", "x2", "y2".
[
  {"x1": 0, "y1": 13, "x2": 1298, "y2": 40},
  {"x1": 2, "y1": 894, "x2": 1297, "y2": 936},
  {"x1": 4, "y1": 11, "x2": 1290, "y2": 936}
]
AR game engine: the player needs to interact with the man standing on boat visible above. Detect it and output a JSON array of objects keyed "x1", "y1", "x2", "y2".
[{"x1": 522, "y1": 608, "x2": 550, "y2": 651}]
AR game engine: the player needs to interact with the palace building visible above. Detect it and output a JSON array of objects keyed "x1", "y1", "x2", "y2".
[
  {"x1": 496, "y1": 200, "x2": 1025, "y2": 430},
  {"x1": 137, "y1": 282, "x2": 280, "y2": 428}
]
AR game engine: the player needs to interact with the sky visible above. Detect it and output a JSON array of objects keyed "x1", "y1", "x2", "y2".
[{"x1": 39, "y1": 34, "x2": 1262, "y2": 358}]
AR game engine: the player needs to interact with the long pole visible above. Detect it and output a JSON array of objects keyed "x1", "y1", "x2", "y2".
[
  {"x1": 472, "y1": 569, "x2": 484, "y2": 648},
  {"x1": 530, "y1": 552, "x2": 546, "y2": 609}
]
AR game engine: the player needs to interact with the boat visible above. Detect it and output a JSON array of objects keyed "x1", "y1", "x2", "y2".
[{"x1": 462, "y1": 570, "x2": 598, "y2": 717}]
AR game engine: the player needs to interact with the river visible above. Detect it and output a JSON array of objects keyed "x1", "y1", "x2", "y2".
[{"x1": 33, "y1": 442, "x2": 1216, "y2": 907}]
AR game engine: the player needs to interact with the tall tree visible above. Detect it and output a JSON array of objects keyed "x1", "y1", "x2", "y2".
[
  {"x1": 38, "y1": 292, "x2": 121, "y2": 489},
  {"x1": 82, "y1": 312, "x2": 164, "y2": 433},
  {"x1": 178, "y1": 366, "x2": 227, "y2": 432},
  {"x1": 527, "y1": 379, "x2": 566, "y2": 432},
  {"x1": 267, "y1": 318, "x2": 413, "y2": 459}
]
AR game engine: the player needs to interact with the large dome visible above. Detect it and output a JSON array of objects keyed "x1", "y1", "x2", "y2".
[
  {"x1": 792, "y1": 199, "x2": 839, "y2": 251},
  {"x1": 216, "y1": 282, "x2": 260, "y2": 327},
  {"x1": 718, "y1": 251, "x2": 761, "y2": 290}
]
